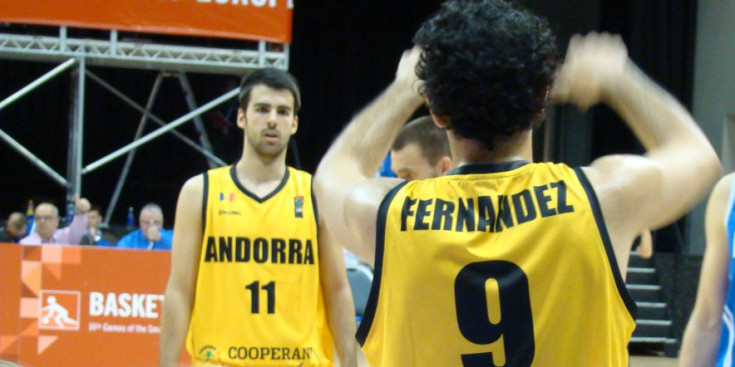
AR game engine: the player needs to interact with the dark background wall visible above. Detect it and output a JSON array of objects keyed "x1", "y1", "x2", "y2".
[{"x1": 0, "y1": 0, "x2": 698, "y2": 244}]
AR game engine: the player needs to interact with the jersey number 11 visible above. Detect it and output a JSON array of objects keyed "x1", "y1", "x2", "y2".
[{"x1": 245, "y1": 281, "x2": 276, "y2": 314}]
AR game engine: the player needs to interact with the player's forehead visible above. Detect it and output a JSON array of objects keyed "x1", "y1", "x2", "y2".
[
  {"x1": 392, "y1": 143, "x2": 431, "y2": 166},
  {"x1": 248, "y1": 84, "x2": 295, "y2": 109}
]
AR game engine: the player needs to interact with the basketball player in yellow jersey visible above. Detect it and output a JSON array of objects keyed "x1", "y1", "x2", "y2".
[
  {"x1": 313, "y1": 1, "x2": 721, "y2": 366},
  {"x1": 158, "y1": 69, "x2": 357, "y2": 367}
]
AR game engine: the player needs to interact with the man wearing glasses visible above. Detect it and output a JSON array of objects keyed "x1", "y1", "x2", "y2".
[{"x1": 20, "y1": 196, "x2": 90, "y2": 245}]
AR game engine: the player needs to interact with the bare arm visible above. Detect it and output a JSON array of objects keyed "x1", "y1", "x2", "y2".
[
  {"x1": 635, "y1": 230, "x2": 653, "y2": 259},
  {"x1": 313, "y1": 48, "x2": 424, "y2": 265},
  {"x1": 61, "y1": 196, "x2": 90, "y2": 245},
  {"x1": 318, "y1": 217, "x2": 357, "y2": 367},
  {"x1": 679, "y1": 173, "x2": 734, "y2": 366},
  {"x1": 552, "y1": 33, "x2": 721, "y2": 265},
  {"x1": 159, "y1": 176, "x2": 204, "y2": 367}
]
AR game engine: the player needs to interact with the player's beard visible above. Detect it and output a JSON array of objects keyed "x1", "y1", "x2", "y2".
[{"x1": 247, "y1": 128, "x2": 288, "y2": 159}]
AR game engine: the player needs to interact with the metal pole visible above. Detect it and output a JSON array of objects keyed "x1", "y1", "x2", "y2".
[
  {"x1": 59, "y1": 26, "x2": 67, "y2": 52},
  {"x1": 0, "y1": 58, "x2": 76, "y2": 112},
  {"x1": 284, "y1": 44, "x2": 290, "y2": 70},
  {"x1": 66, "y1": 57, "x2": 85, "y2": 218},
  {"x1": 0, "y1": 128, "x2": 68, "y2": 187},
  {"x1": 83, "y1": 88, "x2": 239, "y2": 174},
  {"x1": 258, "y1": 41, "x2": 266, "y2": 67},
  {"x1": 103, "y1": 73, "x2": 164, "y2": 225},
  {"x1": 110, "y1": 30, "x2": 118, "y2": 56},
  {"x1": 177, "y1": 73, "x2": 217, "y2": 168},
  {"x1": 85, "y1": 70, "x2": 226, "y2": 165},
  {"x1": 75, "y1": 58, "x2": 85, "y2": 194}
]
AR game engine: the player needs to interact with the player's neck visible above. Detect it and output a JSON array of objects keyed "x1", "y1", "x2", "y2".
[
  {"x1": 449, "y1": 130, "x2": 533, "y2": 166},
  {"x1": 236, "y1": 145, "x2": 288, "y2": 186}
]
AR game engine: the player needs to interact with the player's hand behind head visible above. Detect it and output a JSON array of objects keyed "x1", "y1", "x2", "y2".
[
  {"x1": 551, "y1": 32, "x2": 629, "y2": 110},
  {"x1": 395, "y1": 46, "x2": 423, "y2": 94}
]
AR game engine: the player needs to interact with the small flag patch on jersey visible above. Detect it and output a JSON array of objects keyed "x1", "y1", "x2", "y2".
[
  {"x1": 294, "y1": 196, "x2": 304, "y2": 218},
  {"x1": 219, "y1": 192, "x2": 234, "y2": 202}
]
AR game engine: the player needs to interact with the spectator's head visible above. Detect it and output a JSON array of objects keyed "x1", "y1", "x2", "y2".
[
  {"x1": 34, "y1": 203, "x2": 59, "y2": 241},
  {"x1": 87, "y1": 205, "x2": 103, "y2": 231},
  {"x1": 237, "y1": 69, "x2": 301, "y2": 159},
  {"x1": 139, "y1": 203, "x2": 164, "y2": 241},
  {"x1": 6, "y1": 212, "x2": 27, "y2": 238},
  {"x1": 391, "y1": 116, "x2": 452, "y2": 180},
  {"x1": 413, "y1": 0, "x2": 558, "y2": 152}
]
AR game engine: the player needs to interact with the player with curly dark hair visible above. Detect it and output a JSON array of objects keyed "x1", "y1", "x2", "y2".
[
  {"x1": 315, "y1": 0, "x2": 720, "y2": 365},
  {"x1": 414, "y1": 0, "x2": 558, "y2": 152}
]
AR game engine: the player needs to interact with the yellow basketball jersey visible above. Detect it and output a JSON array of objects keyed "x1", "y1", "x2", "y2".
[
  {"x1": 186, "y1": 166, "x2": 333, "y2": 366},
  {"x1": 358, "y1": 161, "x2": 636, "y2": 367}
]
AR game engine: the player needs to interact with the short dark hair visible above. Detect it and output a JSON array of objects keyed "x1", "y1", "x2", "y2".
[
  {"x1": 89, "y1": 204, "x2": 103, "y2": 215},
  {"x1": 392, "y1": 116, "x2": 450, "y2": 165},
  {"x1": 414, "y1": 0, "x2": 558, "y2": 151},
  {"x1": 238, "y1": 68, "x2": 301, "y2": 114}
]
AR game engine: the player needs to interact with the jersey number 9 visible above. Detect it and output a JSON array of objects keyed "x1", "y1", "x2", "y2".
[{"x1": 454, "y1": 260, "x2": 534, "y2": 367}]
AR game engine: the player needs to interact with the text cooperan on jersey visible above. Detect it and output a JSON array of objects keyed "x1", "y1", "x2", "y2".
[{"x1": 400, "y1": 180, "x2": 575, "y2": 233}]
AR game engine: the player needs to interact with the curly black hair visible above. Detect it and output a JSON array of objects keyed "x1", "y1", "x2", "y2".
[{"x1": 414, "y1": 0, "x2": 558, "y2": 151}]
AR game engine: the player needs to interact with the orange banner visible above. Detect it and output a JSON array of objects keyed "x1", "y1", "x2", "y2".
[
  {"x1": 0, "y1": 245, "x2": 22, "y2": 363},
  {"x1": 0, "y1": 0, "x2": 293, "y2": 43},
  {"x1": 0, "y1": 244, "x2": 183, "y2": 367}
]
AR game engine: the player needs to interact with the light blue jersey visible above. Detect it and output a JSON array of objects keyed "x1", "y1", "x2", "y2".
[{"x1": 717, "y1": 181, "x2": 735, "y2": 367}]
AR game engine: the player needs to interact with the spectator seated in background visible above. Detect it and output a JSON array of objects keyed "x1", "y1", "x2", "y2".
[
  {"x1": 79, "y1": 205, "x2": 116, "y2": 247},
  {"x1": 117, "y1": 203, "x2": 173, "y2": 250},
  {"x1": 0, "y1": 212, "x2": 28, "y2": 243},
  {"x1": 20, "y1": 196, "x2": 90, "y2": 245}
]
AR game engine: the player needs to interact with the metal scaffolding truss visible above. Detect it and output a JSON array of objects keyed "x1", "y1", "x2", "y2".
[
  {"x1": 0, "y1": 26, "x2": 290, "y2": 223},
  {"x1": 0, "y1": 28, "x2": 289, "y2": 74}
]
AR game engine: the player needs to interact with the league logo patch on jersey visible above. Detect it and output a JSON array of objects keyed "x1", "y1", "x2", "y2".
[{"x1": 294, "y1": 196, "x2": 304, "y2": 218}]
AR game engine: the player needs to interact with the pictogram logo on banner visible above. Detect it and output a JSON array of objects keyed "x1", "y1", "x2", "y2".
[{"x1": 38, "y1": 290, "x2": 80, "y2": 331}]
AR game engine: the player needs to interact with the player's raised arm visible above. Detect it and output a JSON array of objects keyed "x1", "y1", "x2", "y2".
[
  {"x1": 159, "y1": 176, "x2": 204, "y2": 367},
  {"x1": 313, "y1": 48, "x2": 424, "y2": 265},
  {"x1": 552, "y1": 33, "x2": 721, "y2": 261}
]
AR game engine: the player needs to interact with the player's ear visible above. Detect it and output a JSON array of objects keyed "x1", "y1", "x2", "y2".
[
  {"x1": 438, "y1": 156, "x2": 453, "y2": 176},
  {"x1": 291, "y1": 115, "x2": 299, "y2": 135},
  {"x1": 237, "y1": 108, "x2": 247, "y2": 129},
  {"x1": 428, "y1": 109, "x2": 448, "y2": 128}
]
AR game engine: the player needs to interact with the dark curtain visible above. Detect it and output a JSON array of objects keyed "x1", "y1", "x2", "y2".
[{"x1": 289, "y1": 1, "x2": 444, "y2": 173}]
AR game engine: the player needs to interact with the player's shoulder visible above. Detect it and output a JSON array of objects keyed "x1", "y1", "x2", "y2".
[
  {"x1": 713, "y1": 172, "x2": 735, "y2": 196},
  {"x1": 180, "y1": 173, "x2": 206, "y2": 198},
  {"x1": 204, "y1": 165, "x2": 232, "y2": 180},
  {"x1": 579, "y1": 154, "x2": 660, "y2": 197},
  {"x1": 288, "y1": 166, "x2": 313, "y2": 179},
  {"x1": 347, "y1": 178, "x2": 406, "y2": 215},
  {"x1": 708, "y1": 172, "x2": 735, "y2": 216}
]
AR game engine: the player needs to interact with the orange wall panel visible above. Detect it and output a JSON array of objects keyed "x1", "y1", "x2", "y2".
[{"x1": 1, "y1": 244, "x2": 186, "y2": 367}]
